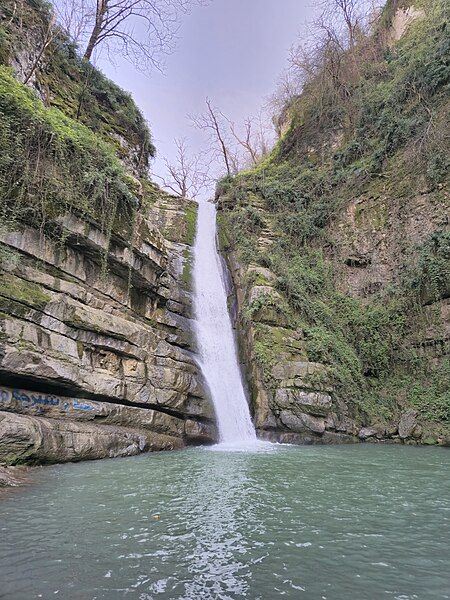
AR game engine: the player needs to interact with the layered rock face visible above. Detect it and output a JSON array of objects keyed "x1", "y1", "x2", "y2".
[
  {"x1": 217, "y1": 0, "x2": 449, "y2": 446},
  {"x1": 0, "y1": 0, "x2": 216, "y2": 466},
  {"x1": 224, "y1": 249, "x2": 362, "y2": 445},
  {"x1": 222, "y1": 200, "x2": 448, "y2": 446},
  {"x1": 0, "y1": 195, "x2": 216, "y2": 464}
]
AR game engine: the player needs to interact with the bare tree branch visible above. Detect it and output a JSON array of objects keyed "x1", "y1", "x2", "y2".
[
  {"x1": 24, "y1": 13, "x2": 56, "y2": 84},
  {"x1": 156, "y1": 138, "x2": 210, "y2": 199},
  {"x1": 191, "y1": 98, "x2": 234, "y2": 177},
  {"x1": 53, "y1": 0, "x2": 206, "y2": 73}
]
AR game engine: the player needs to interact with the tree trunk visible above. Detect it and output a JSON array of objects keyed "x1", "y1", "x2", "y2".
[
  {"x1": 83, "y1": 0, "x2": 108, "y2": 61},
  {"x1": 24, "y1": 16, "x2": 55, "y2": 84}
]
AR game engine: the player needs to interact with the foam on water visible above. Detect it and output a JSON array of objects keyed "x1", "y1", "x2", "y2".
[{"x1": 192, "y1": 199, "x2": 258, "y2": 445}]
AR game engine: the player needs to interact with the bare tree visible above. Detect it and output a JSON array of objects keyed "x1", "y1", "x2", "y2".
[
  {"x1": 318, "y1": 0, "x2": 369, "y2": 49},
  {"x1": 192, "y1": 98, "x2": 234, "y2": 177},
  {"x1": 228, "y1": 118, "x2": 258, "y2": 166},
  {"x1": 53, "y1": 0, "x2": 92, "y2": 46},
  {"x1": 156, "y1": 138, "x2": 209, "y2": 199},
  {"x1": 53, "y1": 0, "x2": 204, "y2": 71},
  {"x1": 192, "y1": 99, "x2": 275, "y2": 177},
  {"x1": 24, "y1": 13, "x2": 56, "y2": 84},
  {"x1": 227, "y1": 113, "x2": 273, "y2": 167}
]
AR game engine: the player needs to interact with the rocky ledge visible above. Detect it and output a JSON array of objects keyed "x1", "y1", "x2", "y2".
[{"x1": 222, "y1": 250, "x2": 449, "y2": 447}]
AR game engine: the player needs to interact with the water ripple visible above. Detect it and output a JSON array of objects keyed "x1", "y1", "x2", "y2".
[{"x1": 0, "y1": 445, "x2": 449, "y2": 599}]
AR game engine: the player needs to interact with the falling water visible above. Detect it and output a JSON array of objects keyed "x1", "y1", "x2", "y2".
[{"x1": 193, "y1": 199, "x2": 257, "y2": 444}]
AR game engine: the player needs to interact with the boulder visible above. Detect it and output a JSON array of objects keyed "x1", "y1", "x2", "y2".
[
  {"x1": 0, "y1": 465, "x2": 27, "y2": 487},
  {"x1": 358, "y1": 427, "x2": 378, "y2": 440},
  {"x1": 279, "y1": 410, "x2": 325, "y2": 434},
  {"x1": 398, "y1": 410, "x2": 417, "y2": 439}
]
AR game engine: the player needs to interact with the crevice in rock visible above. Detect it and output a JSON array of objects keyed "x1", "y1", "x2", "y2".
[{"x1": 0, "y1": 372, "x2": 213, "y2": 424}]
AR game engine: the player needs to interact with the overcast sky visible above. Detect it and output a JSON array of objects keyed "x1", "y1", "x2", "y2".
[{"x1": 97, "y1": 0, "x2": 317, "y2": 196}]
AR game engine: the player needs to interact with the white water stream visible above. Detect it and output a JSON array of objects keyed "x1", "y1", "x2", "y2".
[{"x1": 193, "y1": 199, "x2": 257, "y2": 445}]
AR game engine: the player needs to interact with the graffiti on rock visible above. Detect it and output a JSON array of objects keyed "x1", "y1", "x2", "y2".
[{"x1": 0, "y1": 387, "x2": 95, "y2": 412}]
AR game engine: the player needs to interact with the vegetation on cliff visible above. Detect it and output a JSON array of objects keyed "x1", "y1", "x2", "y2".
[
  {"x1": 0, "y1": 66, "x2": 141, "y2": 236},
  {"x1": 218, "y1": 0, "x2": 450, "y2": 431},
  {"x1": 0, "y1": 0, "x2": 158, "y2": 253},
  {"x1": 0, "y1": 0, "x2": 154, "y2": 160}
]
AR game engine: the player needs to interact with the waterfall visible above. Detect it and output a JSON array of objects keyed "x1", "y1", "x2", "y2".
[{"x1": 193, "y1": 199, "x2": 257, "y2": 445}]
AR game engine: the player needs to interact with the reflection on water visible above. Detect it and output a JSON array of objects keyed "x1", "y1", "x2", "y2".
[
  {"x1": 183, "y1": 452, "x2": 255, "y2": 598},
  {"x1": 0, "y1": 445, "x2": 449, "y2": 600}
]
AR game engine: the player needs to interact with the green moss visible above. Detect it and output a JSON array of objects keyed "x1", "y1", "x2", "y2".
[
  {"x1": 184, "y1": 203, "x2": 198, "y2": 246},
  {"x1": 252, "y1": 324, "x2": 307, "y2": 384},
  {"x1": 0, "y1": 65, "x2": 140, "y2": 239},
  {"x1": 76, "y1": 340, "x2": 84, "y2": 359},
  {"x1": 407, "y1": 361, "x2": 450, "y2": 422},
  {"x1": 0, "y1": 26, "x2": 11, "y2": 64},
  {"x1": 354, "y1": 199, "x2": 388, "y2": 229},
  {"x1": 217, "y1": 212, "x2": 231, "y2": 252},
  {"x1": 0, "y1": 274, "x2": 51, "y2": 309},
  {"x1": 181, "y1": 247, "x2": 193, "y2": 290}
]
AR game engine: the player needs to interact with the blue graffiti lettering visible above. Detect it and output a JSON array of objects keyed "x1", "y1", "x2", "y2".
[
  {"x1": 12, "y1": 389, "x2": 32, "y2": 405},
  {"x1": 31, "y1": 394, "x2": 60, "y2": 407},
  {"x1": 73, "y1": 400, "x2": 94, "y2": 411}
]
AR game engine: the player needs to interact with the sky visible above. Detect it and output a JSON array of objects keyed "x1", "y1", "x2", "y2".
[{"x1": 96, "y1": 0, "x2": 317, "y2": 194}]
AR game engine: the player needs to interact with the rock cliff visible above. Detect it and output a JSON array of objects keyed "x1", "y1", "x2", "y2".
[
  {"x1": 217, "y1": 0, "x2": 449, "y2": 445},
  {"x1": 0, "y1": 0, "x2": 216, "y2": 466}
]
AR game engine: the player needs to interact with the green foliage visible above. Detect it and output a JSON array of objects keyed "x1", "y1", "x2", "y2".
[
  {"x1": 252, "y1": 324, "x2": 303, "y2": 383},
  {"x1": 184, "y1": 203, "x2": 198, "y2": 246},
  {"x1": 410, "y1": 232, "x2": 450, "y2": 303},
  {"x1": 407, "y1": 360, "x2": 450, "y2": 422},
  {"x1": 0, "y1": 0, "x2": 154, "y2": 166},
  {"x1": 244, "y1": 289, "x2": 291, "y2": 324},
  {"x1": 219, "y1": 205, "x2": 265, "y2": 264},
  {"x1": 0, "y1": 26, "x2": 11, "y2": 64},
  {"x1": 0, "y1": 66, "x2": 138, "y2": 236}
]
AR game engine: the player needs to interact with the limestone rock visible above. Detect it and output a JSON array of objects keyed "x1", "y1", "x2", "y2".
[
  {"x1": 358, "y1": 427, "x2": 378, "y2": 440},
  {"x1": 247, "y1": 266, "x2": 277, "y2": 284},
  {"x1": 279, "y1": 410, "x2": 325, "y2": 434},
  {"x1": 184, "y1": 419, "x2": 218, "y2": 445},
  {"x1": 0, "y1": 411, "x2": 182, "y2": 465},
  {"x1": 398, "y1": 410, "x2": 417, "y2": 439},
  {"x1": 0, "y1": 465, "x2": 27, "y2": 487},
  {"x1": 271, "y1": 360, "x2": 325, "y2": 381},
  {"x1": 0, "y1": 195, "x2": 216, "y2": 465},
  {"x1": 274, "y1": 388, "x2": 332, "y2": 417}
]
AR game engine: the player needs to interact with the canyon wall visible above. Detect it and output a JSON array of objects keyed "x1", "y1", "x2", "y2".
[
  {"x1": 0, "y1": 0, "x2": 216, "y2": 466},
  {"x1": 217, "y1": 0, "x2": 449, "y2": 445}
]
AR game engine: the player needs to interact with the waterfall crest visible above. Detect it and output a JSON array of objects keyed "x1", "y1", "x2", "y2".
[{"x1": 193, "y1": 199, "x2": 257, "y2": 444}]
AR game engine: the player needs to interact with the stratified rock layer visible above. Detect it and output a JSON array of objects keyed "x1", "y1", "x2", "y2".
[
  {"x1": 0, "y1": 196, "x2": 217, "y2": 465},
  {"x1": 217, "y1": 2, "x2": 449, "y2": 446}
]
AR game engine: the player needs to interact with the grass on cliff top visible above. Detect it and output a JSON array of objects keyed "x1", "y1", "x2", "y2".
[
  {"x1": 0, "y1": 0, "x2": 154, "y2": 168},
  {"x1": 0, "y1": 65, "x2": 141, "y2": 240}
]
